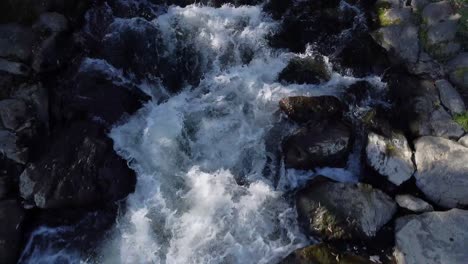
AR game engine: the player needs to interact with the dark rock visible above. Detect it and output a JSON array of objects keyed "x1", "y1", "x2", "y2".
[
  {"x1": 33, "y1": 12, "x2": 68, "y2": 35},
  {"x1": 32, "y1": 32, "x2": 76, "y2": 73},
  {"x1": 282, "y1": 120, "x2": 351, "y2": 169},
  {"x1": 0, "y1": 24, "x2": 34, "y2": 61},
  {"x1": 0, "y1": 99, "x2": 29, "y2": 131},
  {"x1": 56, "y1": 58, "x2": 150, "y2": 126},
  {"x1": 19, "y1": 121, "x2": 136, "y2": 209},
  {"x1": 296, "y1": 177, "x2": 397, "y2": 241},
  {"x1": 278, "y1": 56, "x2": 331, "y2": 85},
  {"x1": 279, "y1": 96, "x2": 344, "y2": 123},
  {"x1": 100, "y1": 17, "x2": 161, "y2": 80},
  {"x1": 279, "y1": 243, "x2": 373, "y2": 264},
  {"x1": 0, "y1": 200, "x2": 25, "y2": 264},
  {"x1": 0, "y1": 130, "x2": 29, "y2": 164},
  {"x1": 0, "y1": 58, "x2": 30, "y2": 76}
]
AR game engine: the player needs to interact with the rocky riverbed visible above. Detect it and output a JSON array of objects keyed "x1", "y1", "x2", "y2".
[{"x1": 0, "y1": 0, "x2": 467, "y2": 263}]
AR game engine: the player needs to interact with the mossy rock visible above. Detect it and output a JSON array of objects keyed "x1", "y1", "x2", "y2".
[
  {"x1": 279, "y1": 244, "x2": 373, "y2": 264},
  {"x1": 278, "y1": 56, "x2": 331, "y2": 85},
  {"x1": 454, "y1": 112, "x2": 468, "y2": 131}
]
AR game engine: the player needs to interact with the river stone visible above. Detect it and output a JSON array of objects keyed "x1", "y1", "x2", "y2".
[
  {"x1": 279, "y1": 243, "x2": 373, "y2": 264},
  {"x1": 0, "y1": 99, "x2": 28, "y2": 131},
  {"x1": 19, "y1": 121, "x2": 136, "y2": 209},
  {"x1": 0, "y1": 200, "x2": 25, "y2": 264},
  {"x1": 0, "y1": 130, "x2": 28, "y2": 164},
  {"x1": 458, "y1": 134, "x2": 468, "y2": 147},
  {"x1": 394, "y1": 209, "x2": 468, "y2": 264},
  {"x1": 373, "y1": 24, "x2": 420, "y2": 64},
  {"x1": 428, "y1": 108, "x2": 465, "y2": 139},
  {"x1": 278, "y1": 56, "x2": 331, "y2": 84},
  {"x1": 435, "y1": 79, "x2": 465, "y2": 114},
  {"x1": 282, "y1": 120, "x2": 351, "y2": 169},
  {"x1": 426, "y1": 19, "x2": 458, "y2": 45},
  {"x1": 447, "y1": 52, "x2": 468, "y2": 90},
  {"x1": 0, "y1": 24, "x2": 34, "y2": 61},
  {"x1": 279, "y1": 96, "x2": 343, "y2": 123},
  {"x1": 395, "y1": 194, "x2": 433, "y2": 213},
  {"x1": 414, "y1": 136, "x2": 468, "y2": 208},
  {"x1": 366, "y1": 132, "x2": 415, "y2": 186},
  {"x1": 296, "y1": 177, "x2": 397, "y2": 240}
]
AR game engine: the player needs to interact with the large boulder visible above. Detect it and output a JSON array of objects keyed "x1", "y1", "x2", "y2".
[
  {"x1": 394, "y1": 209, "x2": 468, "y2": 264},
  {"x1": 56, "y1": 58, "x2": 149, "y2": 126},
  {"x1": 366, "y1": 132, "x2": 415, "y2": 186},
  {"x1": 279, "y1": 96, "x2": 343, "y2": 123},
  {"x1": 414, "y1": 136, "x2": 468, "y2": 208},
  {"x1": 19, "y1": 121, "x2": 136, "y2": 209},
  {"x1": 0, "y1": 200, "x2": 25, "y2": 264},
  {"x1": 296, "y1": 177, "x2": 397, "y2": 240},
  {"x1": 282, "y1": 120, "x2": 351, "y2": 169},
  {"x1": 279, "y1": 244, "x2": 373, "y2": 264}
]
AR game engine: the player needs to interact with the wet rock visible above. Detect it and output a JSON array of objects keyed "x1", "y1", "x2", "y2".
[
  {"x1": 435, "y1": 79, "x2": 465, "y2": 114},
  {"x1": 366, "y1": 132, "x2": 415, "y2": 186},
  {"x1": 0, "y1": 130, "x2": 28, "y2": 164},
  {"x1": 19, "y1": 121, "x2": 136, "y2": 209},
  {"x1": 0, "y1": 24, "x2": 34, "y2": 61},
  {"x1": 279, "y1": 96, "x2": 343, "y2": 123},
  {"x1": 279, "y1": 243, "x2": 373, "y2": 264},
  {"x1": 447, "y1": 52, "x2": 468, "y2": 90},
  {"x1": 100, "y1": 17, "x2": 160, "y2": 80},
  {"x1": 414, "y1": 136, "x2": 468, "y2": 208},
  {"x1": 278, "y1": 56, "x2": 331, "y2": 85},
  {"x1": 296, "y1": 177, "x2": 397, "y2": 240},
  {"x1": 0, "y1": 58, "x2": 30, "y2": 76},
  {"x1": 395, "y1": 194, "x2": 433, "y2": 213},
  {"x1": 0, "y1": 99, "x2": 28, "y2": 131},
  {"x1": 57, "y1": 58, "x2": 149, "y2": 126},
  {"x1": 394, "y1": 209, "x2": 468, "y2": 264},
  {"x1": 282, "y1": 120, "x2": 351, "y2": 169},
  {"x1": 0, "y1": 200, "x2": 25, "y2": 264}
]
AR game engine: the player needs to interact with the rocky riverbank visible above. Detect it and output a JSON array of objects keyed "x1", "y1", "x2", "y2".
[{"x1": 0, "y1": 0, "x2": 467, "y2": 263}]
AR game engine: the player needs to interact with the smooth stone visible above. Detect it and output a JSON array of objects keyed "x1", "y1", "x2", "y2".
[
  {"x1": 421, "y1": 1, "x2": 455, "y2": 26},
  {"x1": 435, "y1": 79, "x2": 466, "y2": 114},
  {"x1": 395, "y1": 194, "x2": 434, "y2": 213},
  {"x1": 428, "y1": 108, "x2": 465, "y2": 139},
  {"x1": 458, "y1": 135, "x2": 468, "y2": 147}
]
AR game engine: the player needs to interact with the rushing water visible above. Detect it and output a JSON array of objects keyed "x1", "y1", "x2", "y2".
[{"x1": 20, "y1": 3, "x2": 386, "y2": 264}]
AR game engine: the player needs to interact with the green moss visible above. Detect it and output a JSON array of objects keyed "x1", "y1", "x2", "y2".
[
  {"x1": 376, "y1": 6, "x2": 401, "y2": 27},
  {"x1": 385, "y1": 143, "x2": 397, "y2": 156},
  {"x1": 454, "y1": 112, "x2": 468, "y2": 131},
  {"x1": 312, "y1": 205, "x2": 348, "y2": 240},
  {"x1": 454, "y1": 67, "x2": 468, "y2": 80}
]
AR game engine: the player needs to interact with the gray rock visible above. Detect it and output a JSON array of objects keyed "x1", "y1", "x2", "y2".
[
  {"x1": 366, "y1": 132, "x2": 415, "y2": 186},
  {"x1": 296, "y1": 177, "x2": 397, "y2": 240},
  {"x1": 0, "y1": 23, "x2": 34, "y2": 61},
  {"x1": 0, "y1": 130, "x2": 28, "y2": 164},
  {"x1": 428, "y1": 108, "x2": 465, "y2": 139},
  {"x1": 0, "y1": 200, "x2": 25, "y2": 264},
  {"x1": 414, "y1": 136, "x2": 468, "y2": 208},
  {"x1": 395, "y1": 194, "x2": 434, "y2": 213},
  {"x1": 458, "y1": 135, "x2": 468, "y2": 147},
  {"x1": 33, "y1": 12, "x2": 68, "y2": 34},
  {"x1": 447, "y1": 53, "x2": 468, "y2": 90},
  {"x1": 282, "y1": 120, "x2": 351, "y2": 169},
  {"x1": 421, "y1": 1, "x2": 455, "y2": 26},
  {"x1": 426, "y1": 20, "x2": 458, "y2": 45},
  {"x1": 279, "y1": 96, "x2": 343, "y2": 123},
  {"x1": 0, "y1": 58, "x2": 30, "y2": 75},
  {"x1": 411, "y1": 0, "x2": 429, "y2": 12},
  {"x1": 12, "y1": 83, "x2": 49, "y2": 128},
  {"x1": 394, "y1": 209, "x2": 468, "y2": 264},
  {"x1": 373, "y1": 24, "x2": 420, "y2": 64},
  {"x1": 0, "y1": 99, "x2": 28, "y2": 131},
  {"x1": 435, "y1": 79, "x2": 465, "y2": 114}
]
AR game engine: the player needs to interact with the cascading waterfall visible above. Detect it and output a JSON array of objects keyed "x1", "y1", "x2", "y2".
[{"x1": 20, "y1": 3, "x2": 386, "y2": 264}]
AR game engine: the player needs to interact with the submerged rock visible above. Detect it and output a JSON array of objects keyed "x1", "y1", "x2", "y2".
[
  {"x1": 282, "y1": 120, "x2": 351, "y2": 169},
  {"x1": 19, "y1": 121, "x2": 136, "y2": 209},
  {"x1": 279, "y1": 243, "x2": 373, "y2": 264},
  {"x1": 296, "y1": 177, "x2": 397, "y2": 240},
  {"x1": 394, "y1": 209, "x2": 468, "y2": 264},
  {"x1": 414, "y1": 136, "x2": 468, "y2": 208},
  {"x1": 0, "y1": 200, "x2": 25, "y2": 264},
  {"x1": 278, "y1": 56, "x2": 331, "y2": 85},
  {"x1": 279, "y1": 96, "x2": 343, "y2": 123},
  {"x1": 395, "y1": 194, "x2": 433, "y2": 213},
  {"x1": 366, "y1": 132, "x2": 415, "y2": 186}
]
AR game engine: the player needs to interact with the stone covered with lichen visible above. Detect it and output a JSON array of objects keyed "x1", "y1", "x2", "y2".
[{"x1": 296, "y1": 177, "x2": 397, "y2": 241}]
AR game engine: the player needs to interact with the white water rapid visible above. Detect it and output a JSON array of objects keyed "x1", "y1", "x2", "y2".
[{"x1": 20, "y1": 3, "x2": 386, "y2": 264}]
